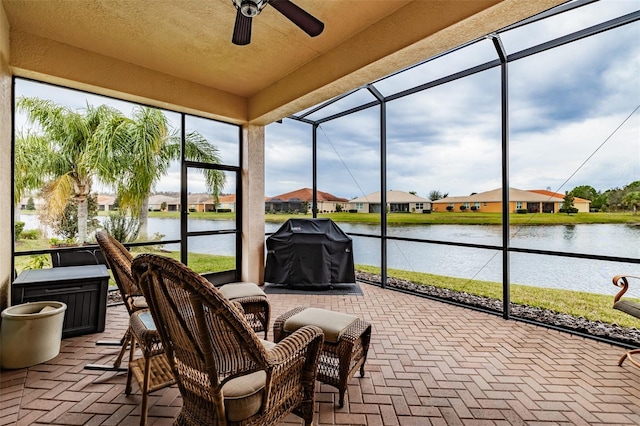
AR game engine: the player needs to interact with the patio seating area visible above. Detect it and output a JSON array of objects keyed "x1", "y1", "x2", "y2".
[{"x1": 2, "y1": 282, "x2": 640, "y2": 425}]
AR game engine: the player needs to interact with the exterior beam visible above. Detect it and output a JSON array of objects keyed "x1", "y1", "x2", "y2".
[{"x1": 241, "y1": 125, "x2": 265, "y2": 284}]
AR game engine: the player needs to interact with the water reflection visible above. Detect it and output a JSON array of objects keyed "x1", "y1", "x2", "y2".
[{"x1": 563, "y1": 224, "x2": 576, "y2": 240}]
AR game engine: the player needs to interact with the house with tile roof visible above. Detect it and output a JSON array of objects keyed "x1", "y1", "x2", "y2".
[
  {"x1": 528, "y1": 189, "x2": 591, "y2": 212},
  {"x1": 217, "y1": 194, "x2": 236, "y2": 212},
  {"x1": 96, "y1": 194, "x2": 116, "y2": 211},
  {"x1": 431, "y1": 188, "x2": 590, "y2": 213},
  {"x1": 148, "y1": 194, "x2": 180, "y2": 212},
  {"x1": 348, "y1": 190, "x2": 432, "y2": 213},
  {"x1": 265, "y1": 188, "x2": 349, "y2": 213}
]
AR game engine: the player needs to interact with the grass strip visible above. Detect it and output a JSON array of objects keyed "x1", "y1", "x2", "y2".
[
  {"x1": 356, "y1": 264, "x2": 640, "y2": 328},
  {"x1": 139, "y1": 210, "x2": 640, "y2": 225}
]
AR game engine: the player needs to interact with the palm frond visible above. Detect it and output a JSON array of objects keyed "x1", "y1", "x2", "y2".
[
  {"x1": 39, "y1": 174, "x2": 75, "y2": 223},
  {"x1": 14, "y1": 131, "x2": 49, "y2": 203}
]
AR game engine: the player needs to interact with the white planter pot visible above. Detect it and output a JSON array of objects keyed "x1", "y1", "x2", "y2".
[{"x1": 1, "y1": 301, "x2": 67, "y2": 369}]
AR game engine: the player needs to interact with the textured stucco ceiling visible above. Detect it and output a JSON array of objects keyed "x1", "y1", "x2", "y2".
[{"x1": 2, "y1": 0, "x2": 564, "y2": 124}]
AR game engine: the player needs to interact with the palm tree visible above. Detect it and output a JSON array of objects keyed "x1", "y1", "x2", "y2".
[
  {"x1": 115, "y1": 106, "x2": 225, "y2": 238},
  {"x1": 622, "y1": 191, "x2": 640, "y2": 215},
  {"x1": 15, "y1": 98, "x2": 129, "y2": 243}
]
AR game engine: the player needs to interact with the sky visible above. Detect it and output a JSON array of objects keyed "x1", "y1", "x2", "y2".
[{"x1": 14, "y1": 0, "x2": 640, "y2": 201}]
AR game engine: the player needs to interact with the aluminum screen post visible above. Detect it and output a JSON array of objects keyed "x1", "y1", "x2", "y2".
[
  {"x1": 368, "y1": 84, "x2": 387, "y2": 289},
  {"x1": 491, "y1": 34, "x2": 510, "y2": 320}
]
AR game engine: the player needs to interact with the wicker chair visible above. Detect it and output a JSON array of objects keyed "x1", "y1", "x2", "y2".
[
  {"x1": 132, "y1": 253, "x2": 324, "y2": 426},
  {"x1": 93, "y1": 231, "x2": 175, "y2": 426},
  {"x1": 88, "y1": 231, "x2": 150, "y2": 371},
  {"x1": 613, "y1": 274, "x2": 640, "y2": 368}
]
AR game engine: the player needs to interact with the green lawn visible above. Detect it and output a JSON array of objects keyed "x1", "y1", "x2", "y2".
[
  {"x1": 21, "y1": 208, "x2": 637, "y2": 225},
  {"x1": 144, "y1": 210, "x2": 639, "y2": 225},
  {"x1": 356, "y1": 264, "x2": 638, "y2": 328},
  {"x1": 313, "y1": 211, "x2": 639, "y2": 225}
]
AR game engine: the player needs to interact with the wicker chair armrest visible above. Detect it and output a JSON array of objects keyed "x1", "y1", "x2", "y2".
[
  {"x1": 229, "y1": 300, "x2": 245, "y2": 315},
  {"x1": 613, "y1": 275, "x2": 640, "y2": 303},
  {"x1": 266, "y1": 325, "x2": 324, "y2": 366},
  {"x1": 261, "y1": 325, "x2": 324, "y2": 414},
  {"x1": 124, "y1": 292, "x2": 145, "y2": 301}
]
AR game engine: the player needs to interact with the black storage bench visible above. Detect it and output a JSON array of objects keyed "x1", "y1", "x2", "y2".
[{"x1": 12, "y1": 265, "x2": 110, "y2": 338}]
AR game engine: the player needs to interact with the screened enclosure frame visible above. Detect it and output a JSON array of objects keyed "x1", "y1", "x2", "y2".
[
  {"x1": 287, "y1": 1, "x2": 640, "y2": 331},
  {"x1": 11, "y1": 79, "x2": 245, "y2": 284}
]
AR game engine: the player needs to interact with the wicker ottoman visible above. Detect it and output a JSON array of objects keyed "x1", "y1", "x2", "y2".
[{"x1": 274, "y1": 306, "x2": 372, "y2": 407}]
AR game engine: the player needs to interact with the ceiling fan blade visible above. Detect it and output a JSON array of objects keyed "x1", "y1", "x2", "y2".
[
  {"x1": 232, "y1": 9, "x2": 252, "y2": 45},
  {"x1": 269, "y1": 0, "x2": 324, "y2": 37}
]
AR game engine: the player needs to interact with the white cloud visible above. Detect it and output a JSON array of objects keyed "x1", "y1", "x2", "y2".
[
  {"x1": 265, "y1": 3, "x2": 639, "y2": 199},
  {"x1": 12, "y1": 2, "x2": 639, "y2": 201}
]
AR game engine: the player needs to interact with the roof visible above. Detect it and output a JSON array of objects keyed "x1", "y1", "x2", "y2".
[
  {"x1": 218, "y1": 194, "x2": 236, "y2": 203},
  {"x1": 528, "y1": 189, "x2": 590, "y2": 204},
  {"x1": 432, "y1": 188, "x2": 567, "y2": 204},
  {"x1": 266, "y1": 188, "x2": 348, "y2": 203},
  {"x1": 187, "y1": 193, "x2": 214, "y2": 204},
  {"x1": 350, "y1": 190, "x2": 432, "y2": 204},
  {"x1": 148, "y1": 194, "x2": 180, "y2": 205}
]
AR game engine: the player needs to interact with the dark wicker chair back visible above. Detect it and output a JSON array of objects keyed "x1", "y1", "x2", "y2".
[
  {"x1": 95, "y1": 230, "x2": 139, "y2": 314},
  {"x1": 132, "y1": 253, "x2": 323, "y2": 426},
  {"x1": 95, "y1": 231, "x2": 173, "y2": 425}
]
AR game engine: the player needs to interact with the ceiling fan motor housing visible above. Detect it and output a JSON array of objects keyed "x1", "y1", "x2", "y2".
[
  {"x1": 231, "y1": 0, "x2": 324, "y2": 45},
  {"x1": 233, "y1": 0, "x2": 268, "y2": 18}
]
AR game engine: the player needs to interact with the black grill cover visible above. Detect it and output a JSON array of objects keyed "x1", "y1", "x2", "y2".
[{"x1": 264, "y1": 218, "x2": 355, "y2": 287}]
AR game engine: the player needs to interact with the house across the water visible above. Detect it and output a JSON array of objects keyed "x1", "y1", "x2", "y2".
[{"x1": 431, "y1": 188, "x2": 590, "y2": 213}]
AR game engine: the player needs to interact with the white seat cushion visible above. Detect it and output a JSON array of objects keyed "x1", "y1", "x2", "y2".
[
  {"x1": 132, "y1": 296, "x2": 148, "y2": 309},
  {"x1": 284, "y1": 308, "x2": 357, "y2": 343},
  {"x1": 217, "y1": 339, "x2": 275, "y2": 422},
  {"x1": 260, "y1": 339, "x2": 277, "y2": 350},
  {"x1": 222, "y1": 370, "x2": 266, "y2": 422},
  {"x1": 219, "y1": 282, "x2": 266, "y2": 300}
]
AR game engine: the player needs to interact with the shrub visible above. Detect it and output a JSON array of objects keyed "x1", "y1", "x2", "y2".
[
  {"x1": 14, "y1": 221, "x2": 25, "y2": 240},
  {"x1": 559, "y1": 207, "x2": 579, "y2": 214},
  {"x1": 26, "y1": 197, "x2": 35, "y2": 210},
  {"x1": 25, "y1": 254, "x2": 50, "y2": 270},
  {"x1": 446, "y1": 206, "x2": 453, "y2": 212},
  {"x1": 102, "y1": 213, "x2": 140, "y2": 243},
  {"x1": 470, "y1": 206, "x2": 477, "y2": 211},
  {"x1": 422, "y1": 209, "x2": 432, "y2": 214},
  {"x1": 459, "y1": 205, "x2": 467, "y2": 211},
  {"x1": 20, "y1": 229, "x2": 41, "y2": 240},
  {"x1": 49, "y1": 194, "x2": 100, "y2": 241},
  {"x1": 516, "y1": 209, "x2": 528, "y2": 214},
  {"x1": 215, "y1": 208, "x2": 232, "y2": 213},
  {"x1": 348, "y1": 209, "x2": 358, "y2": 213}
]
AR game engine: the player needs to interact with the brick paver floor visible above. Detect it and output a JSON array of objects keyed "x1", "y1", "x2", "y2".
[{"x1": 2, "y1": 282, "x2": 640, "y2": 425}]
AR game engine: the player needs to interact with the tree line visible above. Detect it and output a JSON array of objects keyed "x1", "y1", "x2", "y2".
[{"x1": 569, "y1": 182, "x2": 640, "y2": 212}]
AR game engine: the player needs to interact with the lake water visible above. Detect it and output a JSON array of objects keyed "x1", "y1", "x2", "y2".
[{"x1": 19, "y1": 215, "x2": 640, "y2": 298}]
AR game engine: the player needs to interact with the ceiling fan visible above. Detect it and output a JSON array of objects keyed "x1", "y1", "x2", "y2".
[{"x1": 231, "y1": 0, "x2": 324, "y2": 45}]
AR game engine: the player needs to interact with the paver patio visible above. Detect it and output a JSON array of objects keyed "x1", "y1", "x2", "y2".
[{"x1": 2, "y1": 282, "x2": 639, "y2": 425}]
